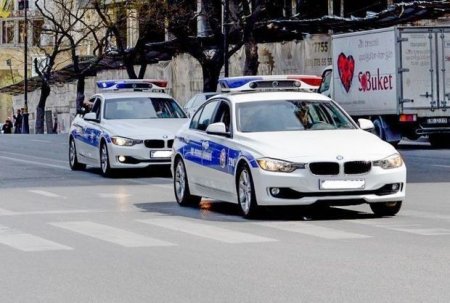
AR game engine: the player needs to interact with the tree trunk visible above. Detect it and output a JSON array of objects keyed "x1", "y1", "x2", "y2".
[
  {"x1": 138, "y1": 62, "x2": 147, "y2": 79},
  {"x1": 35, "y1": 82, "x2": 50, "y2": 134},
  {"x1": 125, "y1": 56, "x2": 138, "y2": 79},
  {"x1": 243, "y1": 38, "x2": 259, "y2": 75},
  {"x1": 201, "y1": 60, "x2": 222, "y2": 92},
  {"x1": 76, "y1": 75, "x2": 85, "y2": 111}
]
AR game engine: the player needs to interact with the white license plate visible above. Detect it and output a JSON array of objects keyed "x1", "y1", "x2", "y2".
[
  {"x1": 150, "y1": 150, "x2": 172, "y2": 158},
  {"x1": 427, "y1": 118, "x2": 448, "y2": 124},
  {"x1": 320, "y1": 179, "x2": 365, "y2": 190}
]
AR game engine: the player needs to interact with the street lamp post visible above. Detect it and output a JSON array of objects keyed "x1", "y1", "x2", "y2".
[{"x1": 22, "y1": 0, "x2": 29, "y2": 134}]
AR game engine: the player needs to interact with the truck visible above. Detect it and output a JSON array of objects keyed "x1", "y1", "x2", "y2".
[{"x1": 318, "y1": 26, "x2": 450, "y2": 147}]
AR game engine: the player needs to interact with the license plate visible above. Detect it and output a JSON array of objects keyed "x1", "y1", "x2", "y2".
[
  {"x1": 427, "y1": 118, "x2": 448, "y2": 124},
  {"x1": 320, "y1": 179, "x2": 365, "y2": 190},
  {"x1": 150, "y1": 150, "x2": 172, "y2": 158}
]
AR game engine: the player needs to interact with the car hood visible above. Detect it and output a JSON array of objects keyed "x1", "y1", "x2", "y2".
[
  {"x1": 103, "y1": 119, "x2": 188, "y2": 139},
  {"x1": 237, "y1": 129, "x2": 398, "y2": 162}
]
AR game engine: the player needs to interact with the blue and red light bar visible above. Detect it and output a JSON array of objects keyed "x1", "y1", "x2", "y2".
[
  {"x1": 219, "y1": 75, "x2": 322, "y2": 92},
  {"x1": 96, "y1": 79, "x2": 168, "y2": 91}
]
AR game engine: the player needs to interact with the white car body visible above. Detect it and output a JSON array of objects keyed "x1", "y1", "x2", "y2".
[
  {"x1": 69, "y1": 87, "x2": 188, "y2": 176},
  {"x1": 172, "y1": 77, "x2": 406, "y2": 218}
]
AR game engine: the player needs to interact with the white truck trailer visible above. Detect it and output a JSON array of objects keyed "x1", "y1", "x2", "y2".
[{"x1": 318, "y1": 26, "x2": 450, "y2": 147}]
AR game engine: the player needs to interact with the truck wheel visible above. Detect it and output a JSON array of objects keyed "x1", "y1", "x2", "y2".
[
  {"x1": 429, "y1": 134, "x2": 450, "y2": 148},
  {"x1": 370, "y1": 201, "x2": 402, "y2": 217}
]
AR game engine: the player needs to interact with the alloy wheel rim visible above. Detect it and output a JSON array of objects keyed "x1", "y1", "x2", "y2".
[
  {"x1": 69, "y1": 141, "x2": 75, "y2": 166},
  {"x1": 175, "y1": 161, "x2": 185, "y2": 200},
  {"x1": 101, "y1": 145, "x2": 108, "y2": 173},
  {"x1": 238, "y1": 169, "x2": 252, "y2": 214}
]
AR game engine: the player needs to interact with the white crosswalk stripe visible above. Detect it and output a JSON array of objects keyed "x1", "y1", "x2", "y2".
[
  {"x1": 347, "y1": 220, "x2": 450, "y2": 236},
  {"x1": 0, "y1": 224, "x2": 72, "y2": 252},
  {"x1": 137, "y1": 217, "x2": 277, "y2": 244},
  {"x1": 49, "y1": 221, "x2": 175, "y2": 247},
  {"x1": 28, "y1": 190, "x2": 65, "y2": 199},
  {"x1": 254, "y1": 221, "x2": 371, "y2": 239}
]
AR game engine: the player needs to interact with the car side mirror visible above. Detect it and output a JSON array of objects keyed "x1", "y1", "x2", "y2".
[
  {"x1": 84, "y1": 112, "x2": 99, "y2": 122},
  {"x1": 77, "y1": 107, "x2": 86, "y2": 115},
  {"x1": 206, "y1": 122, "x2": 229, "y2": 137},
  {"x1": 358, "y1": 118, "x2": 374, "y2": 131}
]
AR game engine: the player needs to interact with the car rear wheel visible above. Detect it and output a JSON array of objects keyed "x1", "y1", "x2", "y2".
[
  {"x1": 69, "y1": 138, "x2": 86, "y2": 170},
  {"x1": 100, "y1": 143, "x2": 113, "y2": 177},
  {"x1": 370, "y1": 201, "x2": 402, "y2": 217},
  {"x1": 174, "y1": 158, "x2": 201, "y2": 206},
  {"x1": 236, "y1": 164, "x2": 259, "y2": 218}
]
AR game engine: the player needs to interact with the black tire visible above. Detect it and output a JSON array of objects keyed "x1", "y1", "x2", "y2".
[
  {"x1": 236, "y1": 163, "x2": 259, "y2": 218},
  {"x1": 69, "y1": 138, "x2": 86, "y2": 170},
  {"x1": 173, "y1": 158, "x2": 201, "y2": 206},
  {"x1": 370, "y1": 201, "x2": 402, "y2": 217},
  {"x1": 100, "y1": 142, "x2": 113, "y2": 177}
]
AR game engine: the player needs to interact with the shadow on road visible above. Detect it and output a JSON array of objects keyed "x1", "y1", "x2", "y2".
[
  {"x1": 134, "y1": 200, "x2": 378, "y2": 222},
  {"x1": 83, "y1": 166, "x2": 172, "y2": 179}
]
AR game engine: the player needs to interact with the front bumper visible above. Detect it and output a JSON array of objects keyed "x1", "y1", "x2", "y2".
[
  {"x1": 108, "y1": 143, "x2": 172, "y2": 168},
  {"x1": 251, "y1": 165, "x2": 406, "y2": 206}
]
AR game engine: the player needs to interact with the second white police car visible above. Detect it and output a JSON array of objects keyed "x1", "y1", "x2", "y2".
[
  {"x1": 69, "y1": 79, "x2": 188, "y2": 176},
  {"x1": 172, "y1": 75, "x2": 406, "y2": 218}
]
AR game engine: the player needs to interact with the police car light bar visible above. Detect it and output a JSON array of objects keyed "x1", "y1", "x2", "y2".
[
  {"x1": 219, "y1": 75, "x2": 321, "y2": 92},
  {"x1": 96, "y1": 79, "x2": 168, "y2": 91}
]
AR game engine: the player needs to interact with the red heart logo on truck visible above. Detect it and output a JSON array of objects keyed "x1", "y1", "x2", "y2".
[{"x1": 337, "y1": 53, "x2": 354, "y2": 93}]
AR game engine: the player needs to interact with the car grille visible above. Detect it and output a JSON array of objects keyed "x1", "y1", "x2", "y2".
[
  {"x1": 167, "y1": 139, "x2": 174, "y2": 148},
  {"x1": 344, "y1": 161, "x2": 371, "y2": 174},
  {"x1": 144, "y1": 140, "x2": 165, "y2": 148},
  {"x1": 309, "y1": 162, "x2": 339, "y2": 175}
]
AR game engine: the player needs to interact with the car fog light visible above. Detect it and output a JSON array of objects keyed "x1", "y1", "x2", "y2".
[
  {"x1": 118, "y1": 156, "x2": 126, "y2": 162},
  {"x1": 392, "y1": 183, "x2": 400, "y2": 190},
  {"x1": 270, "y1": 187, "x2": 280, "y2": 196}
]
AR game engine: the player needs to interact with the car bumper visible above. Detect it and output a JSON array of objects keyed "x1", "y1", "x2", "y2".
[
  {"x1": 251, "y1": 165, "x2": 406, "y2": 206},
  {"x1": 108, "y1": 144, "x2": 172, "y2": 168}
]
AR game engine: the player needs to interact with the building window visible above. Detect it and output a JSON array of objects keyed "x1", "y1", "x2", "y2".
[
  {"x1": 18, "y1": 0, "x2": 29, "y2": 10},
  {"x1": 32, "y1": 19, "x2": 43, "y2": 46},
  {"x1": 18, "y1": 20, "x2": 25, "y2": 43},
  {"x1": 2, "y1": 20, "x2": 14, "y2": 44}
]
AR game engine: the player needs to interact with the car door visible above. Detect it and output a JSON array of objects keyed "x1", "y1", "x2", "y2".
[
  {"x1": 200, "y1": 100, "x2": 236, "y2": 199},
  {"x1": 83, "y1": 97, "x2": 103, "y2": 164},
  {"x1": 182, "y1": 100, "x2": 220, "y2": 189},
  {"x1": 74, "y1": 97, "x2": 97, "y2": 162}
]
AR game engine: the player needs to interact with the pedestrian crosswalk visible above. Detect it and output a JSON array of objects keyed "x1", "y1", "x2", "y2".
[{"x1": 0, "y1": 210, "x2": 449, "y2": 253}]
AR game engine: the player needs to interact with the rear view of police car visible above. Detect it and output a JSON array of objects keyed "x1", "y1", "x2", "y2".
[
  {"x1": 171, "y1": 75, "x2": 406, "y2": 218},
  {"x1": 69, "y1": 79, "x2": 188, "y2": 177}
]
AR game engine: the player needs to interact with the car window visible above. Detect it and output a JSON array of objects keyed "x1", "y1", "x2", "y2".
[
  {"x1": 196, "y1": 100, "x2": 219, "y2": 131},
  {"x1": 189, "y1": 106, "x2": 202, "y2": 129},
  {"x1": 212, "y1": 101, "x2": 231, "y2": 132},
  {"x1": 184, "y1": 96, "x2": 196, "y2": 109},
  {"x1": 104, "y1": 97, "x2": 186, "y2": 119},
  {"x1": 237, "y1": 100, "x2": 355, "y2": 132},
  {"x1": 90, "y1": 98, "x2": 102, "y2": 119},
  {"x1": 318, "y1": 70, "x2": 331, "y2": 93}
]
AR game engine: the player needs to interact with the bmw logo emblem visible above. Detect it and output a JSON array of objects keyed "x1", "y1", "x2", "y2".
[
  {"x1": 163, "y1": 135, "x2": 168, "y2": 139},
  {"x1": 336, "y1": 155, "x2": 344, "y2": 160}
]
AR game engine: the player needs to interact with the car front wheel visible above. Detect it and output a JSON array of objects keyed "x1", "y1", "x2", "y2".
[
  {"x1": 69, "y1": 138, "x2": 86, "y2": 170},
  {"x1": 236, "y1": 164, "x2": 259, "y2": 218},
  {"x1": 100, "y1": 143, "x2": 113, "y2": 177},
  {"x1": 370, "y1": 201, "x2": 402, "y2": 217},
  {"x1": 174, "y1": 158, "x2": 201, "y2": 206}
]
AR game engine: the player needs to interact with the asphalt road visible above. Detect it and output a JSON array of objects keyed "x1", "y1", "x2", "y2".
[{"x1": 0, "y1": 134, "x2": 449, "y2": 303}]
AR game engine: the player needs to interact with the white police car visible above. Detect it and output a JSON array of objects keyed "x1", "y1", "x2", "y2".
[
  {"x1": 171, "y1": 75, "x2": 406, "y2": 218},
  {"x1": 69, "y1": 79, "x2": 188, "y2": 176}
]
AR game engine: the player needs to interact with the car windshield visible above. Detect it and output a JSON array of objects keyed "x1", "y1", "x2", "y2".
[
  {"x1": 237, "y1": 100, "x2": 356, "y2": 132},
  {"x1": 104, "y1": 97, "x2": 186, "y2": 119}
]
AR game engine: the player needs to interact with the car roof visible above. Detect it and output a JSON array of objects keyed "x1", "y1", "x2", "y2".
[
  {"x1": 93, "y1": 91, "x2": 175, "y2": 100},
  {"x1": 212, "y1": 91, "x2": 332, "y2": 104}
]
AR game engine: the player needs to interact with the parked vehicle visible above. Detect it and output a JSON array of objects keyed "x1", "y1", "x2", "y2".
[
  {"x1": 184, "y1": 92, "x2": 218, "y2": 117},
  {"x1": 172, "y1": 76, "x2": 406, "y2": 218},
  {"x1": 318, "y1": 26, "x2": 450, "y2": 147}
]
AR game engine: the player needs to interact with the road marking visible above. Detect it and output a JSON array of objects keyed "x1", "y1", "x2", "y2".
[
  {"x1": 255, "y1": 221, "x2": 370, "y2": 239},
  {"x1": 432, "y1": 165, "x2": 450, "y2": 169},
  {"x1": 0, "y1": 208, "x2": 18, "y2": 215},
  {"x1": 0, "y1": 151, "x2": 66, "y2": 163},
  {"x1": 0, "y1": 225, "x2": 72, "y2": 252},
  {"x1": 403, "y1": 210, "x2": 450, "y2": 222},
  {"x1": 348, "y1": 220, "x2": 450, "y2": 236},
  {"x1": 31, "y1": 140, "x2": 51, "y2": 143},
  {"x1": 28, "y1": 190, "x2": 65, "y2": 199},
  {"x1": 98, "y1": 193, "x2": 131, "y2": 199},
  {"x1": 0, "y1": 155, "x2": 69, "y2": 170},
  {"x1": 138, "y1": 217, "x2": 276, "y2": 244},
  {"x1": 50, "y1": 221, "x2": 175, "y2": 247}
]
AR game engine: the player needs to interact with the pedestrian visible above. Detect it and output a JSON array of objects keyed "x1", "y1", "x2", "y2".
[
  {"x1": 13, "y1": 109, "x2": 22, "y2": 134},
  {"x1": 2, "y1": 118, "x2": 13, "y2": 134}
]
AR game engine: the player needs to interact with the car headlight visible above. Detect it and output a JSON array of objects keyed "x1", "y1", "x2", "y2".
[
  {"x1": 373, "y1": 154, "x2": 403, "y2": 169},
  {"x1": 257, "y1": 158, "x2": 305, "y2": 173},
  {"x1": 111, "y1": 136, "x2": 143, "y2": 146}
]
